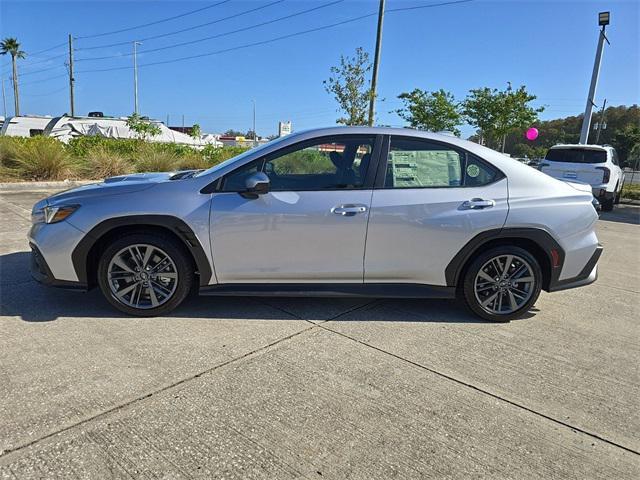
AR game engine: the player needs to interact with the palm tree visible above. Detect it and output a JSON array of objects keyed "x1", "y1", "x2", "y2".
[{"x1": 1, "y1": 37, "x2": 26, "y2": 117}]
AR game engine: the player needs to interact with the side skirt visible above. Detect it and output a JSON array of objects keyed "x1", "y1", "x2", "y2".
[{"x1": 199, "y1": 283, "x2": 456, "y2": 299}]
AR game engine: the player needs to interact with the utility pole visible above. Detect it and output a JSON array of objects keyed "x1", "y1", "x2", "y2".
[
  {"x1": 579, "y1": 12, "x2": 610, "y2": 144},
  {"x1": 68, "y1": 34, "x2": 75, "y2": 117},
  {"x1": 1, "y1": 77, "x2": 7, "y2": 118},
  {"x1": 595, "y1": 98, "x2": 607, "y2": 144},
  {"x1": 367, "y1": 0, "x2": 385, "y2": 127},
  {"x1": 133, "y1": 41, "x2": 142, "y2": 114},
  {"x1": 252, "y1": 100, "x2": 257, "y2": 147}
]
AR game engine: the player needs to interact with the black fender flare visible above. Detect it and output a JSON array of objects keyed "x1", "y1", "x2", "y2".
[
  {"x1": 444, "y1": 228, "x2": 565, "y2": 290},
  {"x1": 71, "y1": 215, "x2": 213, "y2": 287}
]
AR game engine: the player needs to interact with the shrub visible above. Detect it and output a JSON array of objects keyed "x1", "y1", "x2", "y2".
[
  {"x1": 621, "y1": 183, "x2": 640, "y2": 201},
  {"x1": 66, "y1": 136, "x2": 141, "y2": 160},
  {"x1": 12, "y1": 137, "x2": 77, "y2": 180},
  {"x1": 203, "y1": 144, "x2": 248, "y2": 165},
  {"x1": 83, "y1": 147, "x2": 134, "y2": 179},
  {"x1": 135, "y1": 145, "x2": 178, "y2": 172},
  {"x1": 175, "y1": 151, "x2": 209, "y2": 170},
  {"x1": 0, "y1": 136, "x2": 21, "y2": 168}
]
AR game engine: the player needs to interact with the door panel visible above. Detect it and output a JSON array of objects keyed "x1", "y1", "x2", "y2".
[
  {"x1": 210, "y1": 190, "x2": 372, "y2": 283},
  {"x1": 364, "y1": 179, "x2": 509, "y2": 285}
]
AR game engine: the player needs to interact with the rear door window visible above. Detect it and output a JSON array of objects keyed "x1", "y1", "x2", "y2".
[
  {"x1": 545, "y1": 148, "x2": 606, "y2": 164},
  {"x1": 383, "y1": 137, "x2": 501, "y2": 188}
]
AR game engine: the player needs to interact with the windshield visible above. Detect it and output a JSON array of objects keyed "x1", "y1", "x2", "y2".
[
  {"x1": 195, "y1": 136, "x2": 292, "y2": 178},
  {"x1": 545, "y1": 148, "x2": 606, "y2": 164}
]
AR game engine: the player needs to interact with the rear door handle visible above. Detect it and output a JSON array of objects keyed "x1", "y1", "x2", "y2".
[
  {"x1": 331, "y1": 204, "x2": 368, "y2": 216},
  {"x1": 461, "y1": 198, "x2": 495, "y2": 210}
]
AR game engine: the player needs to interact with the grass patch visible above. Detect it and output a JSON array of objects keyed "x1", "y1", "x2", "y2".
[
  {"x1": 11, "y1": 137, "x2": 77, "y2": 181},
  {"x1": 621, "y1": 182, "x2": 640, "y2": 201},
  {"x1": 0, "y1": 136, "x2": 251, "y2": 181}
]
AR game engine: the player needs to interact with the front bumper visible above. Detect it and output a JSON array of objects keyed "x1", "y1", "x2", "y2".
[
  {"x1": 30, "y1": 243, "x2": 87, "y2": 290},
  {"x1": 548, "y1": 245, "x2": 602, "y2": 292}
]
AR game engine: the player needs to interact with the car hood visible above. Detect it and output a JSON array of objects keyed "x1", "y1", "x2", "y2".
[{"x1": 44, "y1": 172, "x2": 174, "y2": 206}]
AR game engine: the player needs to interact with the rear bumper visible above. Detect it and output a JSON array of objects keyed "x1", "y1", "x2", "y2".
[
  {"x1": 30, "y1": 243, "x2": 87, "y2": 290},
  {"x1": 548, "y1": 245, "x2": 602, "y2": 292},
  {"x1": 592, "y1": 187, "x2": 615, "y2": 201}
]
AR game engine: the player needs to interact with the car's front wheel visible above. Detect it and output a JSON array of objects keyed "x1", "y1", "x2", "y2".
[
  {"x1": 97, "y1": 233, "x2": 194, "y2": 316},
  {"x1": 462, "y1": 246, "x2": 542, "y2": 322}
]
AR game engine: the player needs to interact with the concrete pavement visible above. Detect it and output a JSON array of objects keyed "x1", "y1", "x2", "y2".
[{"x1": 1, "y1": 188, "x2": 638, "y2": 479}]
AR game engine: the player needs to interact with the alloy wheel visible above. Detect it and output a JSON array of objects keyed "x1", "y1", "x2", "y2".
[
  {"x1": 473, "y1": 254, "x2": 535, "y2": 315},
  {"x1": 107, "y1": 244, "x2": 178, "y2": 309}
]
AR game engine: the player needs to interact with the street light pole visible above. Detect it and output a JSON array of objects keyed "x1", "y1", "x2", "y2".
[
  {"x1": 68, "y1": 34, "x2": 75, "y2": 117},
  {"x1": 133, "y1": 41, "x2": 142, "y2": 114},
  {"x1": 367, "y1": 0, "x2": 386, "y2": 127},
  {"x1": 595, "y1": 98, "x2": 607, "y2": 144},
  {"x1": 252, "y1": 100, "x2": 257, "y2": 147},
  {"x1": 579, "y1": 12, "x2": 610, "y2": 144}
]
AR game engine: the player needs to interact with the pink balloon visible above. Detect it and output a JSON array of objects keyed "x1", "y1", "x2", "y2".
[{"x1": 525, "y1": 127, "x2": 539, "y2": 141}]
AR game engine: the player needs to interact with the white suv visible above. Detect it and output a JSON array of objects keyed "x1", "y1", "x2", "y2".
[{"x1": 540, "y1": 144, "x2": 624, "y2": 211}]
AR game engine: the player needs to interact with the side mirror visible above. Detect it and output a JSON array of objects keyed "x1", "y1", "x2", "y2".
[{"x1": 240, "y1": 171, "x2": 270, "y2": 199}]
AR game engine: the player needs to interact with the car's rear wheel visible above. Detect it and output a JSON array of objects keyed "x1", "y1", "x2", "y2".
[
  {"x1": 97, "y1": 233, "x2": 194, "y2": 316},
  {"x1": 602, "y1": 196, "x2": 615, "y2": 211},
  {"x1": 462, "y1": 246, "x2": 542, "y2": 322}
]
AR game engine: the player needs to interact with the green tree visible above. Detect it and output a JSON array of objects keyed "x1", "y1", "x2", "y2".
[
  {"x1": 223, "y1": 129, "x2": 244, "y2": 137},
  {"x1": 504, "y1": 105, "x2": 639, "y2": 163},
  {"x1": 126, "y1": 113, "x2": 161, "y2": 140},
  {"x1": 324, "y1": 47, "x2": 372, "y2": 125},
  {"x1": 464, "y1": 83, "x2": 543, "y2": 152},
  {"x1": 612, "y1": 123, "x2": 640, "y2": 167},
  {"x1": 1, "y1": 37, "x2": 26, "y2": 117},
  {"x1": 395, "y1": 88, "x2": 462, "y2": 135},
  {"x1": 190, "y1": 123, "x2": 202, "y2": 140}
]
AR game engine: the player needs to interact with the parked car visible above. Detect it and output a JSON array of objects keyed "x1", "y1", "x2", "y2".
[
  {"x1": 539, "y1": 144, "x2": 624, "y2": 211},
  {"x1": 29, "y1": 127, "x2": 602, "y2": 321}
]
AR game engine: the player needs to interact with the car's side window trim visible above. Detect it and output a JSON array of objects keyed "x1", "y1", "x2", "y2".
[
  {"x1": 374, "y1": 135, "x2": 505, "y2": 190},
  {"x1": 214, "y1": 134, "x2": 384, "y2": 193}
]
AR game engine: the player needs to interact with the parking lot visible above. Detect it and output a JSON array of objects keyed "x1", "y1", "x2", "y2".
[{"x1": 1, "y1": 187, "x2": 638, "y2": 479}]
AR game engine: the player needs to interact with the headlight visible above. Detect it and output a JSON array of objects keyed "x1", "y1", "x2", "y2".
[{"x1": 40, "y1": 205, "x2": 80, "y2": 224}]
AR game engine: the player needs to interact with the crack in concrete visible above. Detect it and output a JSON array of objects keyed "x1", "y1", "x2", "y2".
[
  {"x1": 0, "y1": 323, "x2": 317, "y2": 463},
  {"x1": 316, "y1": 322, "x2": 640, "y2": 457}
]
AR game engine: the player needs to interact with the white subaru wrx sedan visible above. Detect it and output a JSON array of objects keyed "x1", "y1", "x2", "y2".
[{"x1": 29, "y1": 127, "x2": 601, "y2": 321}]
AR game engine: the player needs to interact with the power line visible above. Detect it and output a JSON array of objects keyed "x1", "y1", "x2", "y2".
[
  {"x1": 23, "y1": 85, "x2": 68, "y2": 97},
  {"x1": 76, "y1": 0, "x2": 473, "y2": 74},
  {"x1": 76, "y1": 0, "x2": 343, "y2": 62},
  {"x1": 76, "y1": 0, "x2": 232, "y2": 40},
  {"x1": 76, "y1": 0, "x2": 285, "y2": 51},
  {"x1": 386, "y1": 0, "x2": 473, "y2": 13},
  {"x1": 28, "y1": 42, "x2": 68, "y2": 57},
  {"x1": 76, "y1": 11, "x2": 377, "y2": 74},
  {"x1": 19, "y1": 73, "x2": 69, "y2": 87},
  {"x1": 16, "y1": 64, "x2": 66, "y2": 78}
]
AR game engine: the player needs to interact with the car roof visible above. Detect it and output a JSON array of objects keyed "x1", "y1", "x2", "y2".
[{"x1": 286, "y1": 126, "x2": 501, "y2": 157}]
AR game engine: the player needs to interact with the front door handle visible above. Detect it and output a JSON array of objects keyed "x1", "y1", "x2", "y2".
[
  {"x1": 461, "y1": 198, "x2": 495, "y2": 210},
  {"x1": 331, "y1": 204, "x2": 368, "y2": 216}
]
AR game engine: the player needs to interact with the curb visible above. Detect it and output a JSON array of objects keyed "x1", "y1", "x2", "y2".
[{"x1": 0, "y1": 180, "x2": 95, "y2": 191}]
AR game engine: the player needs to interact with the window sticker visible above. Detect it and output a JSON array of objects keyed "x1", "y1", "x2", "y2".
[{"x1": 466, "y1": 163, "x2": 480, "y2": 178}]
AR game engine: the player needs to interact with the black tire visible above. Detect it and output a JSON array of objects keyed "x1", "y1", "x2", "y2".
[
  {"x1": 97, "y1": 233, "x2": 194, "y2": 316},
  {"x1": 462, "y1": 246, "x2": 542, "y2": 322},
  {"x1": 601, "y1": 196, "x2": 614, "y2": 211}
]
